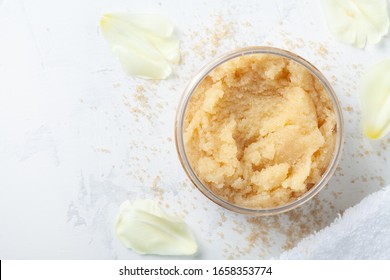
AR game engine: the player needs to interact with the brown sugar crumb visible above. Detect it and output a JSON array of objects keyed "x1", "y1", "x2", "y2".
[
  {"x1": 226, "y1": 254, "x2": 234, "y2": 260},
  {"x1": 332, "y1": 191, "x2": 343, "y2": 199},
  {"x1": 245, "y1": 196, "x2": 333, "y2": 252},
  {"x1": 189, "y1": 14, "x2": 236, "y2": 59},
  {"x1": 220, "y1": 212, "x2": 227, "y2": 223},
  {"x1": 217, "y1": 212, "x2": 227, "y2": 226},
  {"x1": 344, "y1": 105, "x2": 354, "y2": 112},
  {"x1": 380, "y1": 140, "x2": 388, "y2": 150},
  {"x1": 232, "y1": 220, "x2": 245, "y2": 234},
  {"x1": 181, "y1": 181, "x2": 187, "y2": 187},
  {"x1": 121, "y1": 81, "x2": 163, "y2": 123},
  {"x1": 316, "y1": 44, "x2": 328, "y2": 57},
  {"x1": 151, "y1": 176, "x2": 164, "y2": 201},
  {"x1": 281, "y1": 35, "x2": 305, "y2": 50},
  {"x1": 96, "y1": 148, "x2": 111, "y2": 153},
  {"x1": 376, "y1": 176, "x2": 385, "y2": 187},
  {"x1": 134, "y1": 86, "x2": 150, "y2": 109},
  {"x1": 210, "y1": 16, "x2": 234, "y2": 49},
  {"x1": 243, "y1": 232, "x2": 261, "y2": 253}
]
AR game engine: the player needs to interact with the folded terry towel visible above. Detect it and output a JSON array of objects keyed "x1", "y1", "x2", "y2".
[{"x1": 280, "y1": 185, "x2": 390, "y2": 259}]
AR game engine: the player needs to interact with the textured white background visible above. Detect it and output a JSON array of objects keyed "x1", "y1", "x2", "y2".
[{"x1": 0, "y1": 0, "x2": 389, "y2": 259}]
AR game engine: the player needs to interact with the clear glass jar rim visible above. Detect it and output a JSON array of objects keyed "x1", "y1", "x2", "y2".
[{"x1": 175, "y1": 46, "x2": 344, "y2": 216}]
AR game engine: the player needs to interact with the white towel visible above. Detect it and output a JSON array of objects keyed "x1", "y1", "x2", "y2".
[{"x1": 280, "y1": 185, "x2": 390, "y2": 259}]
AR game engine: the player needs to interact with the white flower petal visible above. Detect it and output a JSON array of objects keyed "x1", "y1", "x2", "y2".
[
  {"x1": 105, "y1": 13, "x2": 175, "y2": 38},
  {"x1": 321, "y1": 0, "x2": 390, "y2": 48},
  {"x1": 100, "y1": 13, "x2": 180, "y2": 79},
  {"x1": 115, "y1": 199, "x2": 198, "y2": 256},
  {"x1": 113, "y1": 45, "x2": 172, "y2": 79},
  {"x1": 149, "y1": 35, "x2": 180, "y2": 64},
  {"x1": 101, "y1": 16, "x2": 165, "y2": 61},
  {"x1": 359, "y1": 60, "x2": 390, "y2": 139}
]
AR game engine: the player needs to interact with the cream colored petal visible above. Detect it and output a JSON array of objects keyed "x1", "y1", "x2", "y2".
[
  {"x1": 359, "y1": 60, "x2": 390, "y2": 139},
  {"x1": 115, "y1": 200, "x2": 198, "y2": 255},
  {"x1": 149, "y1": 35, "x2": 180, "y2": 64},
  {"x1": 113, "y1": 45, "x2": 172, "y2": 79},
  {"x1": 100, "y1": 13, "x2": 180, "y2": 79},
  {"x1": 104, "y1": 13, "x2": 175, "y2": 38},
  {"x1": 321, "y1": 0, "x2": 390, "y2": 48},
  {"x1": 101, "y1": 19, "x2": 165, "y2": 59}
]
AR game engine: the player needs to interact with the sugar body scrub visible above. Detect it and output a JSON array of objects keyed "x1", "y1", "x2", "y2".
[{"x1": 176, "y1": 48, "x2": 343, "y2": 214}]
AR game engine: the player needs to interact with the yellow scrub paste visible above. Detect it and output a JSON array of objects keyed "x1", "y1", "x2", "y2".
[{"x1": 183, "y1": 54, "x2": 337, "y2": 209}]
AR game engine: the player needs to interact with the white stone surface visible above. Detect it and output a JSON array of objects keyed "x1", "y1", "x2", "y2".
[{"x1": 0, "y1": 0, "x2": 389, "y2": 259}]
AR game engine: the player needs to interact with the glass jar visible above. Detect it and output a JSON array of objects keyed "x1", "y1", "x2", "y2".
[{"x1": 175, "y1": 46, "x2": 344, "y2": 216}]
